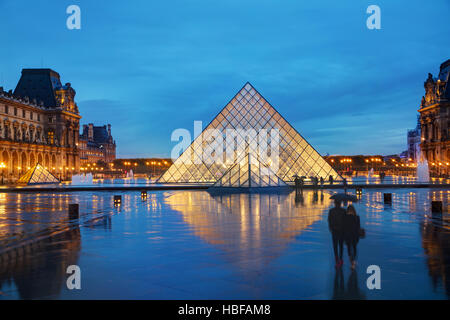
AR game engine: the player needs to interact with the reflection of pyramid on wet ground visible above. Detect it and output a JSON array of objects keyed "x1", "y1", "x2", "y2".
[
  {"x1": 165, "y1": 190, "x2": 331, "y2": 286},
  {"x1": 165, "y1": 191, "x2": 332, "y2": 264},
  {"x1": 17, "y1": 164, "x2": 60, "y2": 185},
  {"x1": 158, "y1": 82, "x2": 340, "y2": 186}
]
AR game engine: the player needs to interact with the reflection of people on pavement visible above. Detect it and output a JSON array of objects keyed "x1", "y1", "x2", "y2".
[
  {"x1": 346, "y1": 270, "x2": 366, "y2": 299},
  {"x1": 343, "y1": 205, "x2": 361, "y2": 270},
  {"x1": 294, "y1": 191, "x2": 304, "y2": 206},
  {"x1": 332, "y1": 268, "x2": 366, "y2": 300},
  {"x1": 313, "y1": 191, "x2": 318, "y2": 203},
  {"x1": 332, "y1": 267, "x2": 345, "y2": 299},
  {"x1": 328, "y1": 199, "x2": 345, "y2": 268}
]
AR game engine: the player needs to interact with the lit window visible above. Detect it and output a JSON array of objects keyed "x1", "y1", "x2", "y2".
[{"x1": 48, "y1": 131, "x2": 54, "y2": 144}]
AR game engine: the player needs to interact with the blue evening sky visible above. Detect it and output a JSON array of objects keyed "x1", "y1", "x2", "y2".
[{"x1": 0, "y1": 0, "x2": 449, "y2": 157}]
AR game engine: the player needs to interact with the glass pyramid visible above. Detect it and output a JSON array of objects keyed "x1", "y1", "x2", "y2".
[
  {"x1": 158, "y1": 82, "x2": 340, "y2": 186},
  {"x1": 213, "y1": 153, "x2": 287, "y2": 187},
  {"x1": 17, "y1": 163, "x2": 60, "y2": 185}
]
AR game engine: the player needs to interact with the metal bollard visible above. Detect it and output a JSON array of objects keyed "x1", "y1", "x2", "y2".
[
  {"x1": 384, "y1": 193, "x2": 392, "y2": 204},
  {"x1": 69, "y1": 203, "x2": 79, "y2": 219}
]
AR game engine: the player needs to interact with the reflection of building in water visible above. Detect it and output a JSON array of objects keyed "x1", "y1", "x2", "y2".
[
  {"x1": 166, "y1": 190, "x2": 332, "y2": 270},
  {"x1": 85, "y1": 214, "x2": 112, "y2": 230},
  {"x1": 0, "y1": 192, "x2": 77, "y2": 244},
  {"x1": 421, "y1": 220, "x2": 450, "y2": 298},
  {"x1": 0, "y1": 227, "x2": 81, "y2": 299}
]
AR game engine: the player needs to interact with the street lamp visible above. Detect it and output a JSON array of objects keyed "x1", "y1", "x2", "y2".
[{"x1": 0, "y1": 162, "x2": 6, "y2": 184}]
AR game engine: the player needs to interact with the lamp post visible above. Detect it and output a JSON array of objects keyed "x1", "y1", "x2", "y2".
[{"x1": 0, "y1": 162, "x2": 6, "y2": 184}]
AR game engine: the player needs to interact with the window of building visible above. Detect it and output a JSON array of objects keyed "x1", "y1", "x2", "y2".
[
  {"x1": 4, "y1": 105, "x2": 8, "y2": 114},
  {"x1": 22, "y1": 109, "x2": 25, "y2": 117},
  {"x1": 48, "y1": 131, "x2": 55, "y2": 144},
  {"x1": 14, "y1": 107, "x2": 17, "y2": 116}
]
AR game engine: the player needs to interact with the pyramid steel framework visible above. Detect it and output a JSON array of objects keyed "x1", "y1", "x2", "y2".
[
  {"x1": 158, "y1": 83, "x2": 340, "y2": 187},
  {"x1": 212, "y1": 153, "x2": 287, "y2": 188},
  {"x1": 17, "y1": 163, "x2": 60, "y2": 185}
]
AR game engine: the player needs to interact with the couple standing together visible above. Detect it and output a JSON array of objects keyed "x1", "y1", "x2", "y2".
[{"x1": 328, "y1": 200, "x2": 362, "y2": 269}]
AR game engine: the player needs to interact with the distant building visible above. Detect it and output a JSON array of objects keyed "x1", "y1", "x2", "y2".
[
  {"x1": 0, "y1": 68, "x2": 81, "y2": 182},
  {"x1": 407, "y1": 116, "x2": 421, "y2": 161},
  {"x1": 79, "y1": 123, "x2": 116, "y2": 165},
  {"x1": 418, "y1": 59, "x2": 450, "y2": 175}
]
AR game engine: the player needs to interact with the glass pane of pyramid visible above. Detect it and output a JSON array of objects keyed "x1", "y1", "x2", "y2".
[
  {"x1": 158, "y1": 82, "x2": 341, "y2": 186},
  {"x1": 212, "y1": 153, "x2": 287, "y2": 188},
  {"x1": 17, "y1": 163, "x2": 60, "y2": 185}
]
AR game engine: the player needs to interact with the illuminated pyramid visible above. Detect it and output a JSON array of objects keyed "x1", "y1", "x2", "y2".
[
  {"x1": 158, "y1": 82, "x2": 340, "y2": 187},
  {"x1": 212, "y1": 153, "x2": 287, "y2": 187},
  {"x1": 17, "y1": 163, "x2": 60, "y2": 185}
]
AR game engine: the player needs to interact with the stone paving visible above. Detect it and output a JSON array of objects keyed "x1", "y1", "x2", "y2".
[{"x1": 0, "y1": 189, "x2": 449, "y2": 299}]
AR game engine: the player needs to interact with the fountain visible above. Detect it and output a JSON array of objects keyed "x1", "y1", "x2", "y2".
[
  {"x1": 71, "y1": 173, "x2": 94, "y2": 185},
  {"x1": 415, "y1": 143, "x2": 430, "y2": 183},
  {"x1": 126, "y1": 169, "x2": 134, "y2": 179},
  {"x1": 368, "y1": 168, "x2": 374, "y2": 178},
  {"x1": 417, "y1": 161, "x2": 430, "y2": 183}
]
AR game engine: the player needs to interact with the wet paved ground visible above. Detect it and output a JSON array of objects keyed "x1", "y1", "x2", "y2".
[{"x1": 0, "y1": 188, "x2": 449, "y2": 299}]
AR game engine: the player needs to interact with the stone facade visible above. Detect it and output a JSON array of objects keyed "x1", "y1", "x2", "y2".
[
  {"x1": 419, "y1": 59, "x2": 450, "y2": 175},
  {"x1": 79, "y1": 123, "x2": 116, "y2": 165},
  {"x1": 0, "y1": 69, "x2": 81, "y2": 183}
]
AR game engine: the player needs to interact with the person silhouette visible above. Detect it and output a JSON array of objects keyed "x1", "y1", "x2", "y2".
[
  {"x1": 343, "y1": 205, "x2": 361, "y2": 270},
  {"x1": 328, "y1": 199, "x2": 345, "y2": 268}
]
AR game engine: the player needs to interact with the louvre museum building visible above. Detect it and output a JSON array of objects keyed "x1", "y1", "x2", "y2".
[{"x1": 0, "y1": 69, "x2": 81, "y2": 183}]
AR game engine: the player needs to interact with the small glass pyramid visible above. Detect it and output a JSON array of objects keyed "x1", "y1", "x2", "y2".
[
  {"x1": 158, "y1": 82, "x2": 340, "y2": 187},
  {"x1": 17, "y1": 163, "x2": 60, "y2": 185}
]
